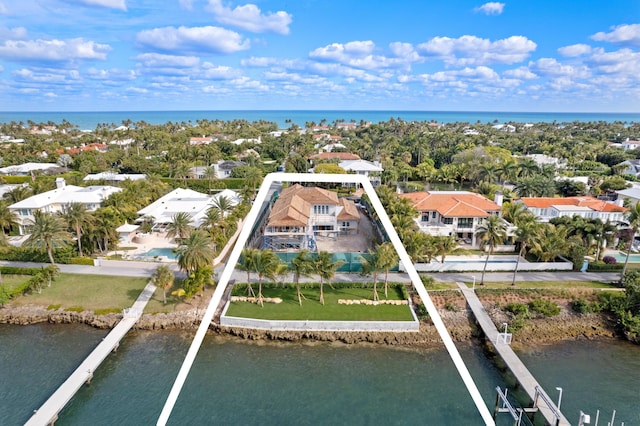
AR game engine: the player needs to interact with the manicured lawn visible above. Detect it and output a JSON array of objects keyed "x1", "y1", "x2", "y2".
[
  {"x1": 467, "y1": 280, "x2": 619, "y2": 289},
  {"x1": 0, "y1": 275, "x2": 32, "y2": 291},
  {"x1": 225, "y1": 285, "x2": 415, "y2": 321},
  {"x1": 8, "y1": 274, "x2": 172, "y2": 313}
]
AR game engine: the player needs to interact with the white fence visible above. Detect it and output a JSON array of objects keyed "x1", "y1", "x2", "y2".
[{"x1": 219, "y1": 299, "x2": 420, "y2": 332}]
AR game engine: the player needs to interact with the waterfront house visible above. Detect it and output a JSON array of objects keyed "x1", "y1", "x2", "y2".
[
  {"x1": 211, "y1": 160, "x2": 246, "y2": 179},
  {"x1": 9, "y1": 178, "x2": 122, "y2": 235},
  {"x1": 263, "y1": 184, "x2": 360, "y2": 251},
  {"x1": 399, "y1": 191, "x2": 504, "y2": 247},
  {"x1": 517, "y1": 196, "x2": 627, "y2": 223}
]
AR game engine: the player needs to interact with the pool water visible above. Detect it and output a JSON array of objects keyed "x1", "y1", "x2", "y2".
[
  {"x1": 611, "y1": 252, "x2": 640, "y2": 263},
  {"x1": 143, "y1": 247, "x2": 177, "y2": 260}
]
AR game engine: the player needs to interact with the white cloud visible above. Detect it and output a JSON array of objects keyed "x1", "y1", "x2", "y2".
[
  {"x1": 241, "y1": 56, "x2": 281, "y2": 67},
  {"x1": 136, "y1": 26, "x2": 250, "y2": 54},
  {"x1": 308, "y1": 40, "x2": 415, "y2": 70},
  {"x1": 0, "y1": 38, "x2": 110, "y2": 62},
  {"x1": 589, "y1": 48, "x2": 640, "y2": 75},
  {"x1": 474, "y1": 2, "x2": 505, "y2": 15},
  {"x1": 206, "y1": 0, "x2": 292, "y2": 35},
  {"x1": 592, "y1": 23, "x2": 640, "y2": 46},
  {"x1": 178, "y1": 0, "x2": 193, "y2": 10},
  {"x1": 417, "y1": 35, "x2": 536, "y2": 66},
  {"x1": 136, "y1": 53, "x2": 200, "y2": 68},
  {"x1": 503, "y1": 66, "x2": 537, "y2": 79},
  {"x1": 77, "y1": 0, "x2": 127, "y2": 10},
  {"x1": 558, "y1": 44, "x2": 592, "y2": 57},
  {"x1": 529, "y1": 57, "x2": 590, "y2": 78},
  {"x1": 0, "y1": 2, "x2": 7, "y2": 14},
  {"x1": 201, "y1": 62, "x2": 241, "y2": 79},
  {"x1": 0, "y1": 26, "x2": 28, "y2": 39},
  {"x1": 86, "y1": 67, "x2": 136, "y2": 81},
  {"x1": 126, "y1": 86, "x2": 148, "y2": 94}
]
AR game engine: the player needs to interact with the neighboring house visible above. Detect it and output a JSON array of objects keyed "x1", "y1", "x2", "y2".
[
  {"x1": 263, "y1": 184, "x2": 360, "y2": 251},
  {"x1": 492, "y1": 124, "x2": 516, "y2": 132},
  {"x1": 317, "y1": 143, "x2": 347, "y2": 152},
  {"x1": 616, "y1": 159, "x2": 640, "y2": 177},
  {"x1": 57, "y1": 143, "x2": 109, "y2": 155},
  {"x1": 116, "y1": 222, "x2": 140, "y2": 244},
  {"x1": 621, "y1": 138, "x2": 640, "y2": 150},
  {"x1": 136, "y1": 188, "x2": 240, "y2": 231},
  {"x1": 517, "y1": 196, "x2": 627, "y2": 223},
  {"x1": 189, "y1": 137, "x2": 214, "y2": 146},
  {"x1": 524, "y1": 154, "x2": 567, "y2": 169},
  {"x1": 338, "y1": 159, "x2": 384, "y2": 186},
  {"x1": 336, "y1": 122, "x2": 357, "y2": 131},
  {"x1": 231, "y1": 137, "x2": 261, "y2": 145},
  {"x1": 398, "y1": 191, "x2": 503, "y2": 247},
  {"x1": 9, "y1": 178, "x2": 122, "y2": 235},
  {"x1": 0, "y1": 162, "x2": 60, "y2": 176},
  {"x1": 617, "y1": 188, "x2": 640, "y2": 207},
  {"x1": 83, "y1": 172, "x2": 147, "y2": 183},
  {"x1": 189, "y1": 166, "x2": 209, "y2": 179},
  {"x1": 211, "y1": 160, "x2": 246, "y2": 179}
]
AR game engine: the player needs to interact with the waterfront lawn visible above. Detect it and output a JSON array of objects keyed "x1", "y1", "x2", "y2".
[
  {"x1": 10, "y1": 274, "x2": 154, "y2": 312},
  {"x1": 226, "y1": 286, "x2": 414, "y2": 321},
  {"x1": 470, "y1": 280, "x2": 618, "y2": 289},
  {"x1": 1, "y1": 275, "x2": 32, "y2": 292}
]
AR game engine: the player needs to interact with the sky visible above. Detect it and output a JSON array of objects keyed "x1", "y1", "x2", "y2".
[{"x1": 1, "y1": 0, "x2": 640, "y2": 112}]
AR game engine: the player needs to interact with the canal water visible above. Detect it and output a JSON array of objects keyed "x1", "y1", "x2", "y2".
[{"x1": 1, "y1": 324, "x2": 638, "y2": 425}]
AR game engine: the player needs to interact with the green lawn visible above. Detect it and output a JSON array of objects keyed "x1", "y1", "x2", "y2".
[
  {"x1": 226, "y1": 286, "x2": 415, "y2": 321},
  {"x1": 1, "y1": 275, "x2": 33, "y2": 291},
  {"x1": 465, "y1": 280, "x2": 618, "y2": 289},
  {"x1": 8, "y1": 274, "x2": 178, "y2": 313}
]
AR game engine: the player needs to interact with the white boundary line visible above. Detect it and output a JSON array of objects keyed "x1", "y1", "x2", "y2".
[{"x1": 157, "y1": 173, "x2": 495, "y2": 426}]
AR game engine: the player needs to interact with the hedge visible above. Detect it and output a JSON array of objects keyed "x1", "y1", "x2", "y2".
[
  {"x1": 0, "y1": 245, "x2": 75, "y2": 264},
  {"x1": 68, "y1": 256, "x2": 95, "y2": 265},
  {"x1": 587, "y1": 261, "x2": 624, "y2": 272},
  {"x1": 160, "y1": 177, "x2": 246, "y2": 191}
]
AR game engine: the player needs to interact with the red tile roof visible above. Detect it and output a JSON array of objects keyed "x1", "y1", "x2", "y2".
[
  {"x1": 519, "y1": 196, "x2": 627, "y2": 212},
  {"x1": 399, "y1": 191, "x2": 501, "y2": 217},
  {"x1": 309, "y1": 152, "x2": 360, "y2": 161}
]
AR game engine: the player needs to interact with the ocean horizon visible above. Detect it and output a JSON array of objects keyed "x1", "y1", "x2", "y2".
[{"x1": 1, "y1": 110, "x2": 638, "y2": 131}]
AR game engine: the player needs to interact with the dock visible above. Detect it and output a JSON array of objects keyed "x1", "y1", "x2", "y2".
[
  {"x1": 456, "y1": 282, "x2": 570, "y2": 426},
  {"x1": 26, "y1": 282, "x2": 157, "y2": 426}
]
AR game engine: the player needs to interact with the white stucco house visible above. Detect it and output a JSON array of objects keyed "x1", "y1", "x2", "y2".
[
  {"x1": 9, "y1": 178, "x2": 122, "y2": 235},
  {"x1": 338, "y1": 159, "x2": 384, "y2": 186}
]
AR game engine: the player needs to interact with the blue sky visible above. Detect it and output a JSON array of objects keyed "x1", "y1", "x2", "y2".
[{"x1": 1, "y1": 0, "x2": 640, "y2": 112}]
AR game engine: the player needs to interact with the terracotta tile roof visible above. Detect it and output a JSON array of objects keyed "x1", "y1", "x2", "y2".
[
  {"x1": 337, "y1": 198, "x2": 360, "y2": 221},
  {"x1": 399, "y1": 191, "x2": 501, "y2": 217},
  {"x1": 309, "y1": 152, "x2": 360, "y2": 161},
  {"x1": 519, "y1": 196, "x2": 627, "y2": 212}
]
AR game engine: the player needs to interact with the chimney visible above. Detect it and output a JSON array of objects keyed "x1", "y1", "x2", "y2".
[
  {"x1": 55, "y1": 177, "x2": 66, "y2": 189},
  {"x1": 494, "y1": 190, "x2": 503, "y2": 206}
]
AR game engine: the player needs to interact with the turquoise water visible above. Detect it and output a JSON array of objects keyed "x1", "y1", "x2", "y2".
[
  {"x1": 1, "y1": 110, "x2": 638, "y2": 131},
  {"x1": 143, "y1": 247, "x2": 177, "y2": 260},
  {"x1": 611, "y1": 251, "x2": 640, "y2": 263},
  {"x1": 1, "y1": 324, "x2": 639, "y2": 425}
]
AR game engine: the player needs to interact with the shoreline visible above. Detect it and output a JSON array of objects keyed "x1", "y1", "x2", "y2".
[{"x1": 0, "y1": 302, "x2": 620, "y2": 350}]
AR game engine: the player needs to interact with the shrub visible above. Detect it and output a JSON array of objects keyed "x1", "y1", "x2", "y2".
[
  {"x1": 94, "y1": 308, "x2": 121, "y2": 315},
  {"x1": 587, "y1": 261, "x2": 623, "y2": 272},
  {"x1": 445, "y1": 302, "x2": 458, "y2": 312},
  {"x1": 505, "y1": 302, "x2": 529, "y2": 317},
  {"x1": 529, "y1": 299, "x2": 561, "y2": 317},
  {"x1": 570, "y1": 299, "x2": 592, "y2": 314},
  {"x1": 415, "y1": 302, "x2": 429, "y2": 320},
  {"x1": 509, "y1": 315, "x2": 527, "y2": 332},
  {"x1": 602, "y1": 256, "x2": 617, "y2": 264},
  {"x1": 68, "y1": 257, "x2": 95, "y2": 266},
  {"x1": 47, "y1": 304, "x2": 62, "y2": 310}
]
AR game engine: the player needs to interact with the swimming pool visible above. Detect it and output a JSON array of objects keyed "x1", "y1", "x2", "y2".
[
  {"x1": 142, "y1": 247, "x2": 178, "y2": 260},
  {"x1": 611, "y1": 252, "x2": 640, "y2": 263}
]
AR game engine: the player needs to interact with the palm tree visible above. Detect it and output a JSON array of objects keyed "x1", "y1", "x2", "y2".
[
  {"x1": 212, "y1": 195, "x2": 234, "y2": 217},
  {"x1": 621, "y1": 202, "x2": 640, "y2": 280},
  {"x1": 476, "y1": 215, "x2": 507, "y2": 285},
  {"x1": 291, "y1": 250, "x2": 314, "y2": 306},
  {"x1": 23, "y1": 211, "x2": 72, "y2": 264},
  {"x1": 40, "y1": 264, "x2": 60, "y2": 288},
  {"x1": 60, "y1": 202, "x2": 94, "y2": 257},
  {"x1": 200, "y1": 206, "x2": 221, "y2": 232},
  {"x1": 314, "y1": 251, "x2": 344, "y2": 305},
  {"x1": 433, "y1": 235, "x2": 457, "y2": 263},
  {"x1": 252, "y1": 249, "x2": 281, "y2": 307},
  {"x1": 151, "y1": 265, "x2": 175, "y2": 304},
  {"x1": 0, "y1": 202, "x2": 17, "y2": 235},
  {"x1": 510, "y1": 218, "x2": 539, "y2": 286},
  {"x1": 167, "y1": 212, "x2": 193, "y2": 243},
  {"x1": 377, "y1": 242, "x2": 399, "y2": 298},
  {"x1": 176, "y1": 229, "x2": 215, "y2": 274},
  {"x1": 360, "y1": 249, "x2": 383, "y2": 301},
  {"x1": 237, "y1": 247, "x2": 258, "y2": 297}
]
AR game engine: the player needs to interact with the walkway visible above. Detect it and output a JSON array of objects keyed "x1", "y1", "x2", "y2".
[
  {"x1": 25, "y1": 282, "x2": 157, "y2": 426},
  {"x1": 456, "y1": 282, "x2": 570, "y2": 426}
]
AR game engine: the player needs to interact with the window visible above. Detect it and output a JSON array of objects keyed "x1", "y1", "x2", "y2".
[
  {"x1": 421, "y1": 214, "x2": 429, "y2": 222},
  {"x1": 19, "y1": 209, "x2": 30, "y2": 216},
  {"x1": 341, "y1": 221, "x2": 350, "y2": 227},
  {"x1": 458, "y1": 218, "x2": 473, "y2": 228},
  {"x1": 443, "y1": 217, "x2": 453, "y2": 225},
  {"x1": 432, "y1": 211, "x2": 437, "y2": 219},
  {"x1": 313, "y1": 205, "x2": 329, "y2": 215}
]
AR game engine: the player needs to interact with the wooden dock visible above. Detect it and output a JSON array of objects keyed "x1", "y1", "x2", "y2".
[
  {"x1": 456, "y1": 283, "x2": 571, "y2": 426},
  {"x1": 25, "y1": 282, "x2": 156, "y2": 426}
]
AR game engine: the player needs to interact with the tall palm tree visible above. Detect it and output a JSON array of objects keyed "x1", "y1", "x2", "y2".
[
  {"x1": 212, "y1": 195, "x2": 234, "y2": 217},
  {"x1": 151, "y1": 265, "x2": 175, "y2": 304},
  {"x1": 314, "y1": 251, "x2": 344, "y2": 305},
  {"x1": 621, "y1": 202, "x2": 640, "y2": 280},
  {"x1": 23, "y1": 211, "x2": 73, "y2": 264},
  {"x1": 360, "y1": 249, "x2": 383, "y2": 301},
  {"x1": 60, "y1": 202, "x2": 94, "y2": 257},
  {"x1": 510, "y1": 218, "x2": 539, "y2": 286},
  {"x1": 200, "y1": 206, "x2": 221, "y2": 232},
  {"x1": 476, "y1": 215, "x2": 507, "y2": 285},
  {"x1": 252, "y1": 249, "x2": 281, "y2": 307},
  {"x1": 237, "y1": 247, "x2": 258, "y2": 297},
  {"x1": 0, "y1": 201, "x2": 17, "y2": 235},
  {"x1": 433, "y1": 235, "x2": 457, "y2": 263},
  {"x1": 377, "y1": 242, "x2": 399, "y2": 298},
  {"x1": 176, "y1": 229, "x2": 215, "y2": 274},
  {"x1": 291, "y1": 250, "x2": 314, "y2": 306},
  {"x1": 167, "y1": 212, "x2": 193, "y2": 243}
]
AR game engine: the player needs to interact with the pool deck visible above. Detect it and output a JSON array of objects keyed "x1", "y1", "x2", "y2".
[{"x1": 109, "y1": 231, "x2": 177, "y2": 262}]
